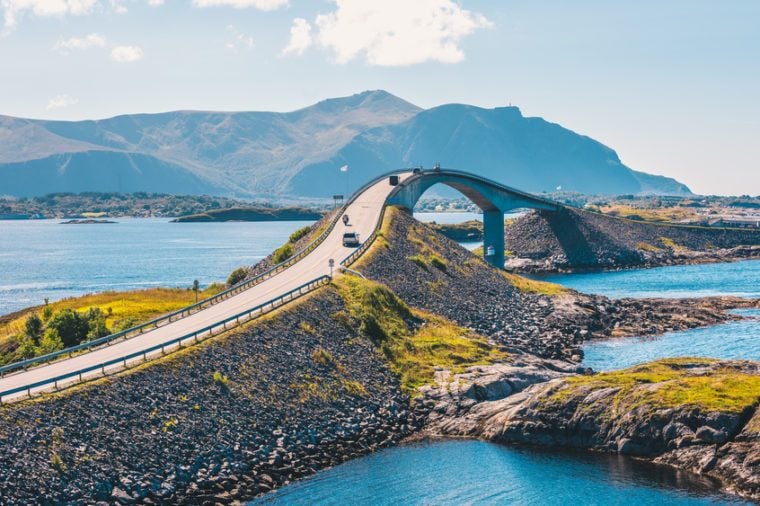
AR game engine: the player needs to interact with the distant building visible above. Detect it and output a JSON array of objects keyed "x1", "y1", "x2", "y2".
[{"x1": 707, "y1": 217, "x2": 760, "y2": 229}]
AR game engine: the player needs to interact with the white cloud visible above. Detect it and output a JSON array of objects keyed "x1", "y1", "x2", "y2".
[
  {"x1": 109, "y1": 0, "x2": 127, "y2": 14},
  {"x1": 147, "y1": 0, "x2": 163, "y2": 5},
  {"x1": 225, "y1": 24, "x2": 254, "y2": 51},
  {"x1": 310, "y1": 0, "x2": 492, "y2": 66},
  {"x1": 46, "y1": 94, "x2": 78, "y2": 110},
  {"x1": 192, "y1": 0, "x2": 287, "y2": 11},
  {"x1": 282, "y1": 17, "x2": 311, "y2": 56},
  {"x1": 2, "y1": 0, "x2": 100, "y2": 29},
  {"x1": 110, "y1": 45, "x2": 143, "y2": 62},
  {"x1": 53, "y1": 32, "x2": 106, "y2": 54}
]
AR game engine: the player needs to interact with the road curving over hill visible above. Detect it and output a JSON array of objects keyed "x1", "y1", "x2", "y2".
[
  {"x1": 0, "y1": 168, "x2": 564, "y2": 402},
  {"x1": 0, "y1": 172, "x2": 413, "y2": 402}
]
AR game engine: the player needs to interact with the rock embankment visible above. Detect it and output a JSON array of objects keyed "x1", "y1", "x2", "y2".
[
  {"x1": 418, "y1": 358, "x2": 760, "y2": 501},
  {"x1": 0, "y1": 288, "x2": 420, "y2": 504},
  {"x1": 504, "y1": 207, "x2": 760, "y2": 272},
  {"x1": 357, "y1": 208, "x2": 757, "y2": 361}
]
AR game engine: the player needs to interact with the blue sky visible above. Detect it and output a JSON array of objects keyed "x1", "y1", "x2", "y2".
[{"x1": 0, "y1": 0, "x2": 758, "y2": 195}]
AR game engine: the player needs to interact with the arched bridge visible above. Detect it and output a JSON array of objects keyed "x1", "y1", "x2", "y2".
[
  {"x1": 386, "y1": 168, "x2": 560, "y2": 267},
  {"x1": 0, "y1": 168, "x2": 561, "y2": 402}
]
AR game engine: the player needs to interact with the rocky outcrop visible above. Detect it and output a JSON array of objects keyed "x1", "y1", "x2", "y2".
[
  {"x1": 504, "y1": 207, "x2": 760, "y2": 272},
  {"x1": 419, "y1": 358, "x2": 760, "y2": 501}
]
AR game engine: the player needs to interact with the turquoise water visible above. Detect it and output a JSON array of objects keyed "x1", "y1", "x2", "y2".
[
  {"x1": 253, "y1": 440, "x2": 746, "y2": 505},
  {"x1": 0, "y1": 212, "x2": 493, "y2": 315},
  {"x1": 583, "y1": 309, "x2": 760, "y2": 371},
  {"x1": 537, "y1": 260, "x2": 760, "y2": 299},
  {"x1": 0, "y1": 218, "x2": 314, "y2": 315}
]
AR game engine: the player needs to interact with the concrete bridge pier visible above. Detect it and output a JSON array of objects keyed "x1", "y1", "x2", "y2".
[{"x1": 482, "y1": 209, "x2": 505, "y2": 268}]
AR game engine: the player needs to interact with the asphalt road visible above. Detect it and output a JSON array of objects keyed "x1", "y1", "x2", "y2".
[{"x1": 0, "y1": 172, "x2": 410, "y2": 401}]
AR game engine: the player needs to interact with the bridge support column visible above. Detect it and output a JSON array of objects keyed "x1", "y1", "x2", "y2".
[{"x1": 483, "y1": 209, "x2": 505, "y2": 269}]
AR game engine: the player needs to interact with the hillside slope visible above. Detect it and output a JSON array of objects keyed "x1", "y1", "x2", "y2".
[
  {"x1": 289, "y1": 104, "x2": 690, "y2": 197},
  {"x1": 0, "y1": 91, "x2": 689, "y2": 198},
  {"x1": 504, "y1": 207, "x2": 760, "y2": 271}
]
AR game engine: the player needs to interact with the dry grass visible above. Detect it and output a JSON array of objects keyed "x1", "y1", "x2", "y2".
[
  {"x1": 334, "y1": 277, "x2": 506, "y2": 393},
  {"x1": 501, "y1": 272, "x2": 568, "y2": 296},
  {"x1": 0, "y1": 285, "x2": 223, "y2": 342}
]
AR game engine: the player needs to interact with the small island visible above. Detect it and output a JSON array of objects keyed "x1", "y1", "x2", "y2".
[
  {"x1": 59, "y1": 219, "x2": 117, "y2": 225},
  {"x1": 170, "y1": 207, "x2": 324, "y2": 223}
]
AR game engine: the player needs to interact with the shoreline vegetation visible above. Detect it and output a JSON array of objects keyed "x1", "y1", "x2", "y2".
[
  {"x1": 0, "y1": 285, "x2": 222, "y2": 367},
  {"x1": 0, "y1": 192, "x2": 327, "y2": 220}
]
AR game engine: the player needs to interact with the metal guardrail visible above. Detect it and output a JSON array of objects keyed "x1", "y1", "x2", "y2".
[
  {"x1": 0, "y1": 276, "x2": 331, "y2": 403},
  {"x1": 0, "y1": 207, "x2": 348, "y2": 378}
]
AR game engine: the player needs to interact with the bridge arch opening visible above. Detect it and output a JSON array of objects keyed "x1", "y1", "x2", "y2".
[{"x1": 387, "y1": 169, "x2": 559, "y2": 268}]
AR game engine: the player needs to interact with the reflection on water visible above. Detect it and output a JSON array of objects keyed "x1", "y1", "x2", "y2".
[{"x1": 253, "y1": 440, "x2": 746, "y2": 505}]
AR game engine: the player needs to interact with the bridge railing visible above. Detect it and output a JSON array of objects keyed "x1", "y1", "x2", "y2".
[
  {"x1": 0, "y1": 207, "x2": 347, "y2": 378},
  {"x1": 0, "y1": 275, "x2": 332, "y2": 403}
]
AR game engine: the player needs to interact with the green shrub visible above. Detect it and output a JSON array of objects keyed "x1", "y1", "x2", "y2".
[
  {"x1": 273, "y1": 243, "x2": 294, "y2": 264},
  {"x1": 37, "y1": 329, "x2": 64, "y2": 355},
  {"x1": 289, "y1": 226, "x2": 312, "y2": 243},
  {"x1": 24, "y1": 313, "x2": 43, "y2": 344},
  {"x1": 212, "y1": 371, "x2": 229, "y2": 388},
  {"x1": 226, "y1": 267, "x2": 248, "y2": 287},
  {"x1": 46, "y1": 309, "x2": 90, "y2": 347}
]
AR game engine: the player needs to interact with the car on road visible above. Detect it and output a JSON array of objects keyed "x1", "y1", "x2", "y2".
[{"x1": 342, "y1": 232, "x2": 360, "y2": 247}]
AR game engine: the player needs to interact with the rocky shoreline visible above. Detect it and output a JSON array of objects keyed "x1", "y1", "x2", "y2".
[{"x1": 416, "y1": 358, "x2": 760, "y2": 501}]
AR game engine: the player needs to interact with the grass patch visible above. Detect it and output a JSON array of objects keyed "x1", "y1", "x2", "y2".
[
  {"x1": 272, "y1": 243, "x2": 294, "y2": 264},
  {"x1": 311, "y1": 347, "x2": 336, "y2": 367},
  {"x1": 334, "y1": 277, "x2": 506, "y2": 393},
  {"x1": 289, "y1": 226, "x2": 312, "y2": 243},
  {"x1": 429, "y1": 255, "x2": 448, "y2": 272},
  {"x1": 658, "y1": 237, "x2": 683, "y2": 251},
  {"x1": 299, "y1": 321, "x2": 316, "y2": 334},
  {"x1": 501, "y1": 272, "x2": 568, "y2": 296},
  {"x1": 553, "y1": 358, "x2": 760, "y2": 413},
  {"x1": 636, "y1": 242, "x2": 663, "y2": 253},
  {"x1": 0, "y1": 285, "x2": 223, "y2": 345},
  {"x1": 408, "y1": 255, "x2": 429, "y2": 270},
  {"x1": 212, "y1": 371, "x2": 230, "y2": 388}
]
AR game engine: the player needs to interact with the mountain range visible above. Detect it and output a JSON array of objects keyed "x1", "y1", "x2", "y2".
[{"x1": 0, "y1": 90, "x2": 691, "y2": 199}]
